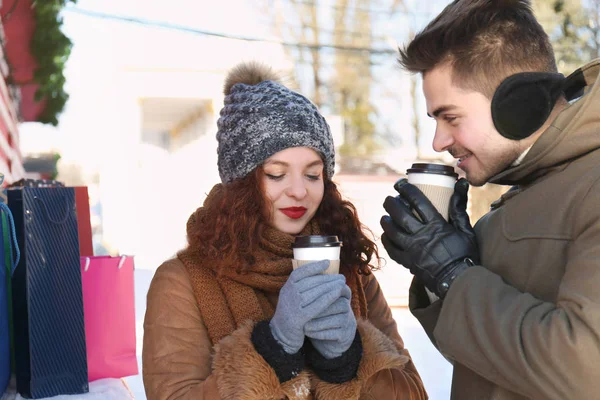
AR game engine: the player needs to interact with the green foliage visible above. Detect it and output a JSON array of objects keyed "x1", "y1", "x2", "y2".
[
  {"x1": 30, "y1": 0, "x2": 77, "y2": 125},
  {"x1": 338, "y1": 99, "x2": 379, "y2": 157},
  {"x1": 50, "y1": 152, "x2": 61, "y2": 180},
  {"x1": 534, "y1": 0, "x2": 600, "y2": 74}
]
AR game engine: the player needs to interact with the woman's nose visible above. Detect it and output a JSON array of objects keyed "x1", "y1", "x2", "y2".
[{"x1": 285, "y1": 176, "x2": 307, "y2": 199}]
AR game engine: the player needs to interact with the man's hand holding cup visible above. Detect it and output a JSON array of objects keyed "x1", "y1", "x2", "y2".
[{"x1": 380, "y1": 164, "x2": 480, "y2": 300}]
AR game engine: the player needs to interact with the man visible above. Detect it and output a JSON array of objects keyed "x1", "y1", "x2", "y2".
[{"x1": 380, "y1": 0, "x2": 600, "y2": 399}]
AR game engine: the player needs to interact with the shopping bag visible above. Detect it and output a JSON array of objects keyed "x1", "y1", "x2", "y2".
[
  {"x1": 8, "y1": 179, "x2": 65, "y2": 188},
  {"x1": 74, "y1": 187, "x2": 93, "y2": 257},
  {"x1": 0, "y1": 203, "x2": 19, "y2": 395},
  {"x1": 7, "y1": 187, "x2": 89, "y2": 398},
  {"x1": 0, "y1": 173, "x2": 6, "y2": 204},
  {"x1": 8, "y1": 182, "x2": 94, "y2": 257},
  {"x1": 81, "y1": 256, "x2": 138, "y2": 382},
  {"x1": 1, "y1": 211, "x2": 13, "y2": 374}
]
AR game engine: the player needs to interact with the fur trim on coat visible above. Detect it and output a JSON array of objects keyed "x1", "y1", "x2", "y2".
[
  {"x1": 213, "y1": 320, "x2": 312, "y2": 399},
  {"x1": 213, "y1": 319, "x2": 409, "y2": 399},
  {"x1": 310, "y1": 319, "x2": 410, "y2": 399}
]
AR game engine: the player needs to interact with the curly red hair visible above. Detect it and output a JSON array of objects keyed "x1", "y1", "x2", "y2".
[{"x1": 187, "y1": 167, "x2": 380, "y2": 274}]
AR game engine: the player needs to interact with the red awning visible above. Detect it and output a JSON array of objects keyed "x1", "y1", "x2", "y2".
[{"x1": 2, "y1": 0, "x2": 46, "y2": 122}]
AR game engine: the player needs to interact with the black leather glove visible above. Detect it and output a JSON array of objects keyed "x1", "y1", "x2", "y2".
[{"x1": 380, "y1": 178, "x2": 479, "y2": 298}]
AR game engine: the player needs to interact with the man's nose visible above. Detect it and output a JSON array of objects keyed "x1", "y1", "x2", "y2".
[{"x1": 432, "y1": 124, "x2": 454, "y2": 153}]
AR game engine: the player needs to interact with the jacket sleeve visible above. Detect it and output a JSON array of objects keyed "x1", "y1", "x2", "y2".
[
  {"x1": 408, "y1": 277, "x2": 444, "y2": 351},
  {"x1": 311, "y1": 273, "x2": 428, "y2": 399},
  {"x1": 142, "y1": 260, "x2": 310, "y2": 400},
  {"x1": 433, "y1": 179, "x2": 600, "y2": 400}
]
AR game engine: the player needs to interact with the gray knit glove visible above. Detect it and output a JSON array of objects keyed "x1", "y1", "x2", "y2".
[
  {"x1": 305, "y1": 293, "x2": 356, "y2": 359},
  {"x1": 270, "y1": 260, "x2": 348, "y2": 354}
]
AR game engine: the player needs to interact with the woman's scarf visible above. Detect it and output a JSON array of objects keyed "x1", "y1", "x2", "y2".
[{"x1": 179, "y1": 184, "x2": 368, "y2": 345}]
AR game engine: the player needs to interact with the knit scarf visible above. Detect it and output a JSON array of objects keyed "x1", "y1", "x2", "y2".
[{"x1": 179, "y1": 184, "x2": 368, "y2": 345}]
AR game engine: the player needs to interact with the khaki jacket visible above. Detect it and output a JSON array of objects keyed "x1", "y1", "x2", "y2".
[
  {"x1": 143, "y1": 258, "x2": 427, "y2": 399},
  {"x1": 411, "y1": 59, "x2": 600, "y2": 400}
]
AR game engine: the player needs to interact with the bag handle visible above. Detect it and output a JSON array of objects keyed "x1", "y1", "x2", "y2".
[
  {"x1": 82, "y1": 256, "x2": 128, "y2": 272},
  {"x1": 1, "y1": 202, "x2": 20, "y2": 275},
  {"x1": 34, "y1": 195, "x2": 70, "y2": 224}
]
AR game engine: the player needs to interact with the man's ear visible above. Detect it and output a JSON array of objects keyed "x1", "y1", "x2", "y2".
[{"x1": 491, "y1": 72, "x2": 565, "y2": 140}]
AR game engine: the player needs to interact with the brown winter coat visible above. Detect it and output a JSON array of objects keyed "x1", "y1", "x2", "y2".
[
  {"x1": 143, "y1": 259, "x2": 427, "y2": 400},
  {"x1": 410, "y1": 59, "x2": 600, "y2": 400}
]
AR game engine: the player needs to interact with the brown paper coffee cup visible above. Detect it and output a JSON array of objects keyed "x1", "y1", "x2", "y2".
[
  {"x1": 407, "y1": 163, "x2": 458, "y2": 222},
  {"x1": 406, "y1": 163, "x2": 458, "y2": 302},
  {"x1": 411, "y1": 183, "x2": 454, "y2": 221}
]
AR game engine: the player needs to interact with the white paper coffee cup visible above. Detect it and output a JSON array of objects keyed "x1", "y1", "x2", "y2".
[
  {"x1": 293, "y1": 246, "x2": 341, "y2": 261},
  {"x1": 406, "y1": 163, "x2": 458, "y2": 302},
  {"x1": 292, "y1": 235, "x2": 342, "y2": 274}
]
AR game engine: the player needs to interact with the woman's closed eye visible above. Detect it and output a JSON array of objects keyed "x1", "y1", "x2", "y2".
[
  {"x1": 265, "y1": 173, "x2": 321, "y2": 181},
  {"x1": 265, "y1": 173, "x2": 284, "y2": 181}
]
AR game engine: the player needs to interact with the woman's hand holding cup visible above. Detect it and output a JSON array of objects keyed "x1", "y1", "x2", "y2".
[
  {"x1": 270, "y1": 260, "x2": 348, "y2": 354},
  {"x1": 304, "y1": 293, "x2": 357, "y2": 359},
  {"x1": 290, "y1": 235, "x2": 357, "y2": 359}
]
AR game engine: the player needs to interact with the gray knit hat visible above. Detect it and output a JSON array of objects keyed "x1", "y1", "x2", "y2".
[{"x1": 216, "y1": 62, "x2": 335, "y2": 184}]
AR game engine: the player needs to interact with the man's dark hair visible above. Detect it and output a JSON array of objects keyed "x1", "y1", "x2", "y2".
[{"x1": 399, "y1": 0, "x2": 557, "y2": 98}]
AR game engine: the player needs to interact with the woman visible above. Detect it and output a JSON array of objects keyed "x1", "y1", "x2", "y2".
[{"x1": 142, "y1": 62, "x2": 428, "y2": 399}]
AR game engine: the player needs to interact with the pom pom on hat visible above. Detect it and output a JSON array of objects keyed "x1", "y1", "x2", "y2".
[{"x1": 223, "y1": 62, "x2": 281, "y2": 95}]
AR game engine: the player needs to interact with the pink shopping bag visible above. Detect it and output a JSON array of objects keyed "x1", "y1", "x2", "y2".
[{"x1": 81, "y1": 256, "x2": 138, "y2": 382}]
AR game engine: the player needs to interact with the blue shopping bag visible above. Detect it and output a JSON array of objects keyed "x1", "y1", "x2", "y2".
[
  {"x1": 1, "y1": 203, "x2": 19, "y2": 395},
  {"x1": 7, "y1": 187, "x2": 89, "y2": 399}
]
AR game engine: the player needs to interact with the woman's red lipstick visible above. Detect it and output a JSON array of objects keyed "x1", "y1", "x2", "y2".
[{"x1": 280, "y1": 207, "x2": 307, "y2": 219}]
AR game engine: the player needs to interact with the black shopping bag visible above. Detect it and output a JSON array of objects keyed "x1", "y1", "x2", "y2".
[{"x1": 7, "y1": 187, "x2": 89, "y2": 399}]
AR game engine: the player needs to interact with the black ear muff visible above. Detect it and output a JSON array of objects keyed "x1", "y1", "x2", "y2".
[{"x1": 491, "y1": 72, "x2": 565, "y2": 140}]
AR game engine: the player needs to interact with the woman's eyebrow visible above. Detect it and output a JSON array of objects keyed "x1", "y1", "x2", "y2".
[{"x1": 264, "y1": 160, "x2": 323, "y2": 167}]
